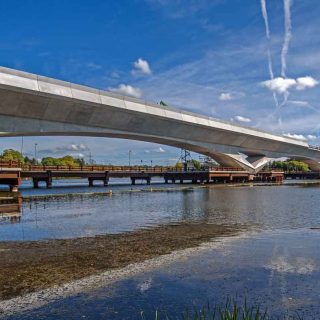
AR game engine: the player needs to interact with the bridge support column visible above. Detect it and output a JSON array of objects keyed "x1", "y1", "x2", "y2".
[
  {"x1": 33, "y1": 179, "x2": 39, "y2": 189},
  {"x1": 46, "y1": 171, "x2": 52, "y2": 189},
  {"x1": 104, "y1": 171, "x2": 109, "y2": 186},
  {"x1": 211, "y1": 153, "x2": 271, "y2": 174},
  {"x1": 88, "y1": 178, "x2": 94, "y2": 187},
  {"x1": 103, "y1": 178, "x2": 109, "y2": 186},
  {"x1": 131, "y1": 178, "x2": 136, "y2": 185}
]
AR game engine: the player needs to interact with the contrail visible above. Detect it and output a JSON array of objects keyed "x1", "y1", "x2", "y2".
[
  {"x1": 260, "y1": 0, "x2": 273, "y2": 79},
  {"x1": 260, "y1": 0, "x2": 279, "y2": 107},
  {"x1": 281, "y1": 0, "x2": 292, "y2": 78},
  {"x1": 260, "y1": 0, "x2": 270, "y2": 39}
]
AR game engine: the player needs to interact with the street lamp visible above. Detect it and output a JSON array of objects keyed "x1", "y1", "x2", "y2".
[
  {"x1": 34, "y1": 143, "x2": 38, "y2": 164},
  {"x1": 129, "y1": 150, "x2": 132, "y2": 166}
]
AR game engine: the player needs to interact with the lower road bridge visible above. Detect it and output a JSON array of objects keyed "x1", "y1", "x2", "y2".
[{"x1": 0, "y1": 162, "x2": 284, "y2": 191}]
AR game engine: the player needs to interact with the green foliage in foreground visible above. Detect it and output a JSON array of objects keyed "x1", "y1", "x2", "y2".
[{"x1": 141, "y1": 300, "x2": 302, "y2": 320}]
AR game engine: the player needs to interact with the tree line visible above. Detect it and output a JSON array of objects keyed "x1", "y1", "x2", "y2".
[
  {"x1": 0, "y1": 149, "x2": 85, "y2": 166},
  {"x1": 0, "y1": 148, "x2": 312, "y2": 171},
  {"x1": 268, "y1": 160, "x2": 309, "y2": 172}
]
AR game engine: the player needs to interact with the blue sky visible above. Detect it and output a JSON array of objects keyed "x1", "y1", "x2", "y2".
[{"x1": 0, "y1": 0, "x2": 319, "y2": 164}]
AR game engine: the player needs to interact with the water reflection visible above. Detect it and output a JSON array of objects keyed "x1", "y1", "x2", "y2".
[
  {"x1": 7, "y1": 230, "x2": 320, "y2": 320},
  {"x1": 0, "y1": 183, "x2": 320, "y2": 241},
  {"x1": 0, "y1": 192, "x2": 22, "y2": 224}
]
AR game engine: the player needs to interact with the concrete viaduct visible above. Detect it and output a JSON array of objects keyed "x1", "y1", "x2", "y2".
[{"x1": 0, "y1": 66, "x2": 319, "y2": 173}]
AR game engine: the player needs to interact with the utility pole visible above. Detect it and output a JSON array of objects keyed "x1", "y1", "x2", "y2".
[
  {"x1": 129, "y1": 150, "x2": 132, "y2": 166},
  {"x1": 180, "y1": 149, "x2": 191, "y2": 171},
  {"x1": 20, "y1": 136, "x2": 24, "y2": 157},
  {"x1": 89, "y1": 152, "x2": 92, "y2": 165}
]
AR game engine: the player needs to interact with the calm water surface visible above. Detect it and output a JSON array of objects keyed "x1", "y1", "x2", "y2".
[{"x1": 2, "y1": 181, "x2": 320, "y2": 318}]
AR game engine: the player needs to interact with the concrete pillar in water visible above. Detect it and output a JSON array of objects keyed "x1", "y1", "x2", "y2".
[{"x1": 33, "y1": 179, "x2": 39, "y2": 189}]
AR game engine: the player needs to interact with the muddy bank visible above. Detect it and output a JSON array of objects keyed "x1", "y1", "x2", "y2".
[{"x1": 0, "y1": 223, "x2": 246, "y2": 300}]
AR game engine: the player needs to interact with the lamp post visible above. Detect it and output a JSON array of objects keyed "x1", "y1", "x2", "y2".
[
  {"x1": 34, "y1": 143, "x2": 38, "y2": 164},
  {"x1": 129, "y1": 150, "x2": 132, "y2": 166}
]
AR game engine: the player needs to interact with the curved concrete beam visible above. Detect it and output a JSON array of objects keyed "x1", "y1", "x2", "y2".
[{"x1": 0, "y1": 66, "x2": 319, "y2": 171}]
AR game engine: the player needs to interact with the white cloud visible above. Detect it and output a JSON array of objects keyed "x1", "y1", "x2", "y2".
[
  {"x1": 261, "y1": 76, "x2": 318, "y2": 94},
  {"x1": 155, "y1": 147, "x2": 166, "y2": 153},
  {"x1": 70, "y1": 144, "x2": 88, "y2": 151},
  {"x1": 109, "y1": 84, "x2": 142, "y2": 98},
  {"x1": 137, "y1": 277, "x2": 152, "y2": 293},
  {"x1": 307, "y1": 134, "x2": 317, "y2": 141},
  {"x1": 38, "y1": 143, "x2": 90, "y2": 156},
  {"x1": 261, "y1": 77, "x2": 296, "y2": 94},
  {"x1": 267, "y1": 256, "x2": 316, "y2": 275},
  {"x1": 145, "y1": 147, "x2": 166, "y2": 153},
  {"x1": 72, "y1": 153, "x2": 85, "y2": 158},
  {"x1": 283, "y1": 133, "x2": 307, "y2": 141},
  {"x1": 111, "y1": 71, "x2": 120, "y2": 78},
  {"x1": 133, "y1": 58, "x2": 152, "y2": 75},
  {"x1": 219, "y1": 92, "x2": 233, "y2": 101},
  {"x1": 86, "y1": 62, "x2": 102, "y2": 71},
  {"x1": 296, "y1": 76, "x2": 319, "y2": 90},
  {"x1": 233, "y1": 115, "x2": 251, "y2": 123}
]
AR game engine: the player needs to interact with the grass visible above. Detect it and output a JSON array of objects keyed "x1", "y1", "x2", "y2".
[{"x1": 141, "y1": 299, "x2": 302, "y2": 320}]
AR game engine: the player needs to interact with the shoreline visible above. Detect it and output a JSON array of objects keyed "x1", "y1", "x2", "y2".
[
  {"x1": 0, "y1": 223, "x2": 250, "y2": 302},
  {"x1": 12, "y1": 180, "x2": 320, "y2": 202},
  {"x1": 0, "y1": 230, "x2": 257, "y2": 317}
]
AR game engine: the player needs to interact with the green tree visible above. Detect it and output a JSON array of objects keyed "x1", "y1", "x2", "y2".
[
  {"x1": 175, "y1": 162, "x2": 183, "y2": 170},
  {"x1": 159, "y1": 100, "x2": 168, "y2": 106},
  {"x1": 191, "y1": 159, "x2": 201, "y2": 170},
  {"x1": 0, "y1": 149, "x2": 24, "y2": 164},
  {"x1": 41, "y1": 155, "x2": 85, "y2": 167},
  {"x1": 270, "y1": 160, "x2": 309, "y2": 172}
]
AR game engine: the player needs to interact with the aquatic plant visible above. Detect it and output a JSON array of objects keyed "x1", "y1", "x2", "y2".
[{"x1": 141, "y1": 299, "x2": 301, "y2": 319}]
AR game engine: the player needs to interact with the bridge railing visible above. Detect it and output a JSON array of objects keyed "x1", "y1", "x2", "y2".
[
  {"x1": 8, "y1": 164, "x2": 182, "y2": 173},
  {"x1": 208, "y1": 166, "x2": 246, "y2": 172},
  {"x1": 0, "y1": 160, "x2": 20, "y2": 168}
]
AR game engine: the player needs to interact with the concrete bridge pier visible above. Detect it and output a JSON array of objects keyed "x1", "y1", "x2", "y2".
[
  {"x1": 32, "y1": 179, "x2": 39, "y2": 189},
  {"x1": 131, "y1": 176, "x2": 151, "y2": 185},
  {"x1": 32, "y1": 171, "x2": 53, "y2": 189},
  {"x1": 88, "y1": 171, "x2": 109, "y2": 187}
]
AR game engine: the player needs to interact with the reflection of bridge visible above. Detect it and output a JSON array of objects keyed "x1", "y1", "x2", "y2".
[
  {"x1": 0, "y1": 66, "x2": 320, "y2": 173},
  {"x1": 0, "y1": 192, "x2": 22, "y2": 222}
]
